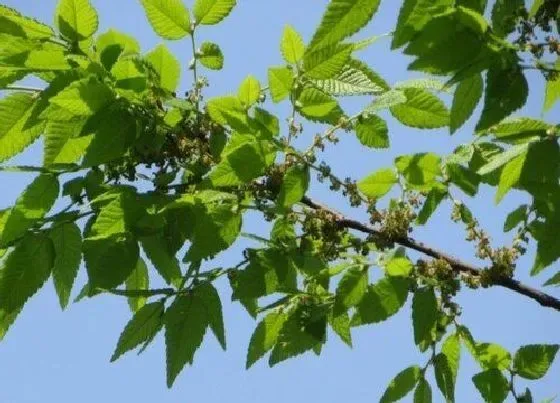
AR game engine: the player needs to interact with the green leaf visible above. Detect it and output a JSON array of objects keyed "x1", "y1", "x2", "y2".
[
  {"x1": 0, "y1": 92, "x2": 44, "y2": 163},
  {"x1": 358, "y1": 168, "x2": 398, "y2": 198},
  {"x1": 49, "y1": 78, "x2": 114, "y2": 117},
  {"x1": 246, "y1": 311, "x2": 288, "y2": 368},
  {"x1": 491, "y1": 0, "x2": 523, "y2": 37},
  {"x1": 476, "y1": 63, "x2": 528, "y2": 132},
  {"x1": 1, "y1": 174, "x2": 59, "y2": 246},
  {"x1": 380, "y1": 366, "x2": 422, "y2": 403},
  {"x1": 308, "y1": 0, "x2": 381, "y2": 50},
  {"x1": 445, "y1": 164, "x2": 480, "y2": 196},
  {"x1": 457, "y1": 0, "x2": 487, "y2": 12},
  {"x1": 351, "y1": 277, "x2": 409, "y2": 326},
  {"x1": 367, "y1": 89, "x2": 408, "y2": 112},
  {"x1": 414, "y1": 378, "x2": 433, "y2": 403},
  {"x1": 276, "y1": 165, "x2": 309, "y2": 209},
  {"x1": 206, "y1": 96, "x2": 248, "y2": 131},
  {"x1": 198, "y1": 42, "x2": 224, "y2": 70},
  {"x1": 486, "y1": 118, "x2": 549, "y2": 143},
  {"x1": 44, "y1": 119, "x2": 87, "y2": 166},
  {"x1": 165, "y1": 293, "x2": 208, "y2": 387},
  {"x1": 513, "y1": 344, "x2": 559, "y2": 380},
  {"x1": 390, "y1": 88, "x2": 449, "y2": 129},
  {"x1": 328, "y1": 307, "x2": 352, "y2": 347},
  {"x1": 146, "y1": 44, "x2": 181, "y2": 92},
  {"x1": 495, "y1": 153, "x2": 525, "y2": 203},
  {"x1": 139, "y1": 0, "x2": 191, "y2": 40},
  {"x1": 336, "y1": 267, "x2": 367, "y2": 308},
  {"x1": 125, "y1": 257, "x2": 149, "y2": 313},
  {"x1": 193, "y1": 0, "x2": 236, "y2": 25},
  {"x1": 83, "y1": 235, "x2": 139, "y2": 289},
  {"x1": 0, "y1": 233, "x2": 54, "y2": 313},
  {"x1": 544, "y1": 271, "x2": 560, "y2": 287},
  {"x1": 412, "y1": 287, "x2": 438, "y2": 349},
  {"x1": 268, "y1": 67, "x2": 293, "y2": 103},
  {"x1": 280, "y1": 25, "x2": 305, "y2": 64},
  {"x1": 417, "y1": 187, "x2": 447, "y2": 225},
  {"x1": 386, "y1": 257, "x2": 413, "y2": 277},
  {"x1": 238, "y1": 75, "x2": 261, "y2": 109},
  {"x1": 503, "y1": 205, "x2": 527, "y2": 232},
  {"x1": 0, "y1": 5, "x2": 54, "y2": 39},
  {"x1": 472, "y1": 369, "x2": 510, "y2": 403},
  {"x1": 450, "y1": 74, "x2": 483, "y2": 134},
  {"x1": 476, "y1": 343, "x2": 512, "y2": 370},
  {"x1": 303, "y1": 44, "x2": 352, "y2": 80},
  {"x1": 210, "y1": 140, "x2": 266, "y2": 187},
  {"x1": 297, "y1": 87, "x2": 340, "y2": 119},
  {"x1": 392, "y1": 0, "x2": 453, "y2": 49},
  {"x1": 476, "y1": 143, "x2": 529, "y2": 176},
  {"x1": 110, "y1": 301, "x2": 164, "y2": 361},
  {"x1": 355, "y1": 115, "x2": 389, "y2": 148},
  {"x1": 0, "y1": 305, "x2": 21, "y2": 341},
  {"x1": 436, "y1": 334, "x2": 461, "y2": 402},
  {"x1": 49, "y1": 222, "x2": 82, "y2": 309},
  {"x1": 544, "y1": 59, "x2": 560, "y2": 112},
  {"x1": 96, "y1": 29, "x2": 140, "y2": 69},
  {"x1": 195, "y1": 282, "x2": 226, "y2": 350},
  {"x1": 140, "y1": 235, "x2": 182, "y2": 287},
  {"x1": 55, "y1": 0, "x2": 99, "y2": 41},
  {"x1": 311, "y1": 59, "x2": 388, "y2": 96},
  {"x1": 396, "y1": 153, "x2": 442, "y2": 190}
]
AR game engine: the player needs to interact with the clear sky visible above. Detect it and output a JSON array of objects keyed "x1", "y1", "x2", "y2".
[{"x1": 0, "y1": 1, "x2": 559, "y2": 402}]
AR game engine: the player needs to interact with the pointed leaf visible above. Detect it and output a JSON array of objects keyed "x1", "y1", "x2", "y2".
[
  {"x1": 139, "y1": 0, "x2": 191, "y2": 40},
  {"x1": 381, "y1": 366, "x2": 422, "y2": 403},
  {"x1": 55, "y1": 0, "x2": 99, "y2": 41},
  {"x1": 246, "y1": 311, "x2": 288, "y2": 368},
  {"x1": 125, "y1": 257, "x2": 149, "y2": 312},
  {"x1": 146, "y1": 44, "x2": 181, "y2": 92},
  {"x1": 303, "y1": 44, "x2": 352, "y2": 80},
  {"x1": 194, "y1": 282, "x2": 226, "y2": 350},
  {"x1": 276, "y1": 165, "x2": 309, "y2": 209},
  {"x1": 193, "y1": 0, "x2": 236, "y2": 25},
  {"x1": 472, "y1": 369, "x2": 510, "y2": 403},
  {"x1": 281, "y1": 25, "x2": 305, "y2": 64},
  {"x1": 351, "y1": 277, "x2": 409, "y2": 326},
  {"x1": 336, "y1": 267, "x2": 367, "y2": 308},
  {"x1": 355, "y1": 115, "x2": 389, "y2": 148},
  {"x1": 450, "y1": 73, "x2": 483, "y2": 134},
  {"x1": 140, "y1": 235, "x2": 182, "y2": 287},
  {"x1": 268, "y1": 67, "x2": 293, "y2": 103},
  {"x1": 412, "y1": 287, "x2": 438, "y2": 349},
  {"x1": 414, "y1": 378, "x2": 433, "y2": 403},
  {"x1": 49, "y1": 222, "x2": 82, "y2": 309},
  {"x1": 238, "y1": 75, "x2": 261, "y2": 109},
  {"x1": 198, "y1": 41, "x2": 223, "y2": 70},
  {"x1": 513, "y1": 344, "x2": 559, "y2": 380},
  {"x1": 390, "y1": 88, "x2": 450, "y2": 129}
]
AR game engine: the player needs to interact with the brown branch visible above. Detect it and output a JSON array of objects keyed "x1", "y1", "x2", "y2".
[{"x1": 301, "y1": 196, "x2": 560, "y2": 312}]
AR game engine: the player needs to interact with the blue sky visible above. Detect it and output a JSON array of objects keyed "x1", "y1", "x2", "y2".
[{"x1": 0, "y1": 0, "x2": 559, "y2": 402}]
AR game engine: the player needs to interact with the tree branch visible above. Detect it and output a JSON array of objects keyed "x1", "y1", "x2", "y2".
[{"x1": 301, "y1": 196, "x2": 560, "y2": 312}]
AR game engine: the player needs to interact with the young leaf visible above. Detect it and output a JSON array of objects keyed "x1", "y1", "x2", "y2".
[
  {"x1": 386, "y1": 257, "x2": 413, "y2": 277},
  {"x1": 193, "y1": 0, "x2": 236, "y2": 25},
  {"x1": 96, "y1": 29, "x2": 140, "y2": 69},
  {"x1": 395, "y1": 153, "x2": 442, "y2": 190},
  {"x1": 476, "y1": 343, "x2": 512, "y2": 370},
  {"x1": 49, "y1": 222, "x2": 82, "y2": 309},
  {"x1": 49, "y1": 78, "x2": 114, "y2": 117},
  {"x1": 414, "y1": 378, "x2": 432, "y2": 403},
  {"x1": 311, "y1": 59, "x2": 388, "y2": 96},
  {"x1": 503, "y1": 205, "x2": 527, "y2": 232},
  {"x1": 308, "y1": 0, "x2": 381, "y2": 51},
  {"x1": 357, "y1": 168, "x2": 398, "y2": 198},
  {"x1": 390, "y1": 88, "x2": 450, "y2": 129},
  {"x1": 0, "y1": 5, "x2": 54, "y2": 39},
  {"x1": 351, "y1": 277, "x2": 409, "y2": 326},
  {"x1": 276, "y1": 165, "x2": 309, "y2": 209},
  {"x1": 268, "y1": 67, "x2": 293, "y2": 103},
  {"x1": 55, "y1": 0, "x2": 99, "y2": 41},
  {"x1": 336, "y1": 267, "x2": 367, "y2": 308},
  {"x1": 281, "y1": 25, "x2": 305, "y2": 64},
  {"x1": 303, "y1": 44, "x2": 352, "y2": 80},
  {"x1": 380, "y1": 366, "x2": 421, "y2": 403},
  {"x1": 450, "y1": 74, "x2": 483, "y2": 134},
  {"x1": 513, "y1": 344, "x2": 559, "y2": 380},
  {"x1": 1, "y1": 174, "x2": 59, "y2": 246},
  {"x1": 111, "y1": 301, "x2": 164, "y2": 362},
  {"x1": 125, "y1": 258, "x2": 149, "y2": 313},
  {"x1": 210, "y1": 141, "x2": 266, "y2": 186},
  {"x1": 198, "y1": 42, "x2": 224, "y2": 70},
  {"x1": 416, "y1": 187, "x2": 447, "y2": 225},
  {"x1": 355, "y1": 115, "x2": 389, "y2": 148},
  {"x1": 472, "y1": 369, "x2": 510, "y2": 403},
  {"x1": 246, "y1": 311, "x2": 288, "y2": 368},
  {"x1": 194, "y1": 282, "x2": 226, "y2": 350},
  {"x1": 140, "y1": 235, "x2": 182, "y2": 287},
  {"x1": 434, "y1": 334, "x2": 461, "y2": 402},
  {"x1": 412, "y1": 287, "x2": 438, "y2": 349},
  {"x1": 238, "y1": 75, "x2": 261, "y2": 109},
  {"x1": 0, "y1": 92, "x2": 44, "y2": 163},
  {"x1": 0, "y1": 233, "x2": 54, "y2": 313},
  {"x1": 476, "y1": 143, "x2": 529, "y2": 176},
  {"x1": 296, "y1": 87, "x2": 339, "y2": 119},
  {"x1": 44, "y1": 119, "x2": 87, "y2": 166},
  {"x1": 139, "y1": 0, "x2": 191, "y2": 40},
  {"x1": 495, "y1": 153, "x2": 525, "y2": 203},
  {"x1": 146, "y1": 44, "x2": 181, "y2": 92},
  {"x1": 165, "y1": 294, "x2": 208, "y2": 387}
]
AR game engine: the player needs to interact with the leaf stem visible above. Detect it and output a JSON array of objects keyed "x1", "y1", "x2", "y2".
[{"x1": 3, "y1": 85, "x2": 43, "y2": 93}]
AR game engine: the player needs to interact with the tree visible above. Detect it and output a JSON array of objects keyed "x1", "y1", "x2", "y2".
[{"x1": 0, "y1": 0, "x2": 559, "y2": 400}]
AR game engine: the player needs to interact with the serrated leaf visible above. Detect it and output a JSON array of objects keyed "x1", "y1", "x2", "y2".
[
  {"x1": 386, "y1": 257, "x2": 413, "y2": 277},
  {"x1": 210, "y1": 140, "x2": 266, "y2": 187},
  {"x1": 311, "y1": 59, "x2": 388, "y2": 96},
  {"x1": 357, "y1": 169, "x2": 398, "y2": 198},
  {"x1": 1, "y1": 174, "x2": 59, "y2": 246},
  {"x1": 476, "y1": 143, "x2": 529, "y2": 176},
  {"x1": 495, "y1": 153, "x2": 525, "y2": 203},
  {"x1": 450, "y1": 74, "x2": 483, "y2": 134},
  {"x1": 139, "y1": 0, "x2": 191, "y2": 40},
  {"x1": 0, "y1": 92, "x2": 44, "y2": 163},
  {"x1": 49, "y1": 78, "x2": 114, "y2": 117},
  {"x1": 472, "y1": 369, "x2": 510, "y2": 403},
  {"x1": 297, "y1": 87, "x2": 339, "y2": 119},
  {"x1": 514, "y1": 344, "x2": 559, "y2": 380},
  {"x1": 111, "y1": 301, "x2": 164, "y2": 361},
  {"x1": 491, "y1": 0, "x2": 523, "y2": 37},
  {"x1": 281, "y1": 25, "x2": 304, "y2": 64},
  {"x1": 381, "y1": 366, "x2": 421, "y2": 403},
  {"x1": 198, "y1": 41, "x2": 223, "y2": 70},
  {"x1": 125, "y1": 257, "x2": 149, "y2": 312},
  {"x1": 193, "y1": 0, "x2": 236, "y2": 25},
  {"x1": 165, "y1": 294, "x2": 207, "y2": 387},
  {"x1": 417, "y1": 187, "x2": 447, "y2": 225},
  {"x1": 195, "y1": 282, "x2": 226, "y2": 350},
  {"x1": 0, "y1": 6, "x2": 53, "y2": 39},
  {"x1": 487, "y1": 117, "x2": 549, "y2": 143},
  {"x1": 0, "y1": 305, "x2": 21, "y2": 341},
  {"x1": 49, "y1": 222, "x2": 82, "y2": 309},
  {"x1": 355, "y1": 114, "x2": 388, "y2": 148},
  {"x1": 246, "y1": 311, "x2": 287, "y2": 368},
  {"x1": 96, "y1": 29, "x2": 140, "y2": 69},
  {"x1": 0, "y1": 233, "x2": 54, "y2": 313},
  {"x1": 390, "y1": 88, "x2": 449, "y2": 129},
  {"x1": 268, "y1": 67, "x2": 293, "y2": 103},
  {"x1": 503, "y1": 205, "x2": 527, "y2": 232},
  {"x1": 44, "y1": 119, "x2": 87, "y2": 166},
  {"x1": 336, "y1": 267, "x2": 367, "y2": 308},
  {"x1": 140, "y1": 235, "x2": 182, "y2": 287},
  {"x1": 303, "y1": 44, "x2": 352, "y2": 80},
  {"x1": 412, "y1": 287, "x2": 438, "y2": 349},
  {"x1": 476, "y1": 63, "x2": 528, "y2": 132},
  {"x1": 238, "y1": 75, "x2": 261, "y2": 109},
  {"x1": 206, "y1": 96, "x2": 249, "y2": 131},
  {"x1": 277, "y1": 165, "x2": 309, "y2": 209},
  {"x1": 476, "y1": 343, "x2": 511, "y2": 370},
  {"x1": 445, "y1": 163, "x2": 480, "y2": 196},
  {"x1": 146, "y1": 44, "x2": 181, "y2": 92},
  {"x1": 351, "y1": 277, "x2": 409, "y2": 326},
  {"x1": 435, "y1": 334, "x2": 461, "y2": 402},
  {"x1": 329, "y1": 307, "x2": 352, "y2": 347},
  {"x1": 396, "y1": 153, "x2": 442, "y2": 190},
  {"x1": 414, "y1": 378, "x2": 432, "y2": 403},
  {"x1": 544, "y1": 59, "x2": 560, "y2": 112},
  {"x1": 55, "y1": 0, "x2": 99, "y2": 41},
  {"x1": 544, "y1": 271, "x2": 560, "y2": 287},
  {"x1": 308, "y1": 0, "x2": 381, "y2": 50}
]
